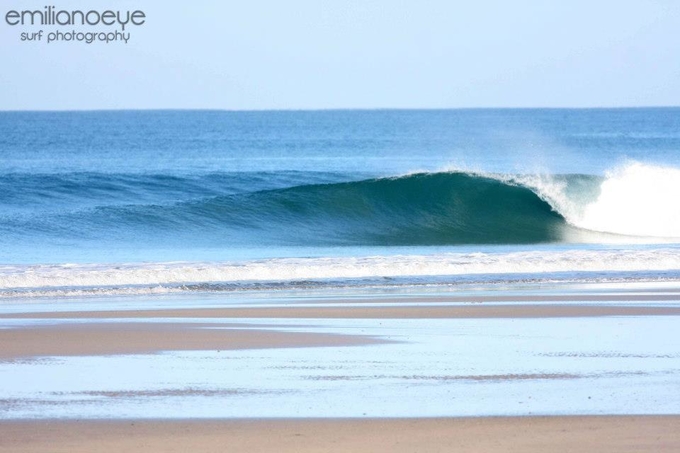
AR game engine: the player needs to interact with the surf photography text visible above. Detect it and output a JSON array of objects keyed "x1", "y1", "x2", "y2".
[{"x1": 4, "y1": 6, "x2": 145, "y2": 44}]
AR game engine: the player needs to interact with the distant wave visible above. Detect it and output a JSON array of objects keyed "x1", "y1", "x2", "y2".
[{"x1": 1, "y1": 162, "x2": 679, "y2": 246}]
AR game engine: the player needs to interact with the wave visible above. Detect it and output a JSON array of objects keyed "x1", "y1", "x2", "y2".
[
  {"x1": 0, "y1": 171, "x2": 570, "y2": 246},
  {"x1": 1, "y1": 162, "x2": 679, "y2": 246}
]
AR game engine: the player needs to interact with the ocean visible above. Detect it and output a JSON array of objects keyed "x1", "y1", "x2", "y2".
[{"x1": 1, "y1": 108, "x2": 680, "y2": 298}]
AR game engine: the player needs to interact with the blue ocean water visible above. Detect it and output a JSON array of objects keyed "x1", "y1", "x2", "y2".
[{"x1": 1, "y1": 108, "x2": 680, "y2": 296}]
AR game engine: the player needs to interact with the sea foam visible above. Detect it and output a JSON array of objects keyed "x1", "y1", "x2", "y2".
[
  {"x1": 2, "y1": 248, "x2": 680, "y2": 297},
  {"x1": 516, "y1": 161, "x2": 680, "y2": 239}
]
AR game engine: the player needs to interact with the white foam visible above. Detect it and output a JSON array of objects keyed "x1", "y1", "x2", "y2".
[
  {"x1": 505, "y1": 161, "x2": 680, "y2": 240},
  {"x1": 575, "y1": 162, "x2": 680, "y2": 237},
  {"x1": 1, "y1": 248, "x2": 680, "y2": 297}
]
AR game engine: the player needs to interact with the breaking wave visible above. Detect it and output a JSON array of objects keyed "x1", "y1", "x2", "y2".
[{"x1": 1, "y1": 162, "x2": 679, "y2": 246}]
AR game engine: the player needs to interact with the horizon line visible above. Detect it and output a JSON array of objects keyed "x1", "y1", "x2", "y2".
[{"x1": 1, "y1": 105, "x2": 680, "y2": 113}]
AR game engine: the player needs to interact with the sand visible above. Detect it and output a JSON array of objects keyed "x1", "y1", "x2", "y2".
[
  {"x1": 3, "y1": 299, "x2": 679, "y2": 359},
  {"x1": 0, "y1": 321, "x2": 382, "y2": 359},
  {"x1": 5, "y1": 301, "x2": 680, "y2": 321},
  {"x1": 2, "y1": 416, "x2": 679, "y2": 452},
  {"x1": 2, "y1": 291, "x2": 680, "y2": 451}
]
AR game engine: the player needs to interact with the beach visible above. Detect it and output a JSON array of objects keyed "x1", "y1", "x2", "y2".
[{"x1": 2, "y1": 283, "x2": 680, "y2": 450}]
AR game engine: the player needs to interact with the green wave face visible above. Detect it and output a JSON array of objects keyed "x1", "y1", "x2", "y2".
[
  {"x1": 3, "y1": 172, "x2": 577, "y2": 246},
  {"x1": 185, "y1": 172, "x2": 572, "y2": 245}
]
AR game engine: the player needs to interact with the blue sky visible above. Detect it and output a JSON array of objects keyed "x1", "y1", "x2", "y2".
[{"x1": 1, "y1": 0, "x2": 678, "y2": 110}]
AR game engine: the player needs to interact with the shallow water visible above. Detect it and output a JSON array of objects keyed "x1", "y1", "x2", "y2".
[{"x1": 2, "y1": 286, "x2": 679, "y2": 419}]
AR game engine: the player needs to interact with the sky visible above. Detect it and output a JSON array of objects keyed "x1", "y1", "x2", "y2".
[{"x1": 0, "y1": 0, "x2": 679, "y2": 110}]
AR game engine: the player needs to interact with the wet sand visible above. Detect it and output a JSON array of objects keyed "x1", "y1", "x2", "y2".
[
  {"x1": 2, "y1": 416, "x2": 679, "y2": 452},
  {"x1": 2, "y1": 289, "x2": 680, "y2": 450},
  {"x1": 5, "y1": 300, "x2": 680, "y2": 321},
  {"x1": 3, "y1": 298, "x2": 680, "y2": 359},
  {"x1": 0, "y1": 321, "x2": 383, "y2": 359}
]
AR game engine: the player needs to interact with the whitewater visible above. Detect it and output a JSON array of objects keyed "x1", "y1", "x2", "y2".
[{"x1": 515, "y1": 161, "x2": 680, "y2": 239}]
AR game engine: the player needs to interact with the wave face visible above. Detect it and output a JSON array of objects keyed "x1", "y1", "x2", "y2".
[
  {"x1": 195, "y1": 171, "x2": 571, "y2": 245},
  {"x1": 0, "y1": 171, "x2": 574, "y2": 247}
]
